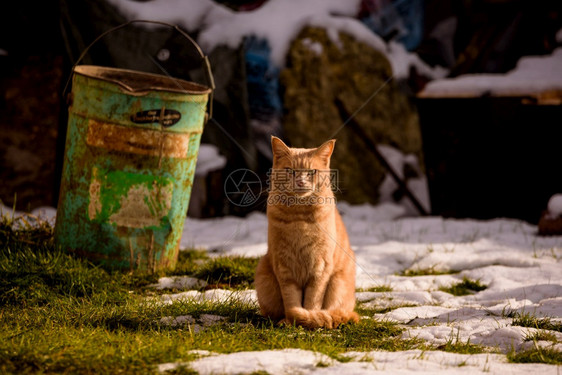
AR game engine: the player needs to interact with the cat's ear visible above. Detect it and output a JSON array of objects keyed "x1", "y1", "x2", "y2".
[
  {"x1": 315, "y1": 139, "x2": 336, "y2": 164},
  {"x1": 271, "y1": 136, "x2": 290, "y2": 158}
]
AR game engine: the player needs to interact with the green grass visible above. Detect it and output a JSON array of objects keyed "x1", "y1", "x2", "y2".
[
  {"x1": 0, "y1": 216, "x2": 421, "y2": 374},
  {"x1": 194, "y1": 256, "x2": 259, "y2": 289},
  {"x1": 502, "y1": 307, "x2": 562, "y2": 365},
  {"x1": 2, "y1": 214, "x2": 559, "y2": 372},
  {"x1": 435, "y1": 340, "x2": 489, "y2": 355},
  {"x1": 512, "y1": 312, "x2": 562, "y2": 332},
  {"x1": 356, "y1": 285, "x2": 393, "y2": 293},
  {"x1": 508, "y1": 347, "x2": 562, "y2": 365},
  {"x1": 356, "y1": 303, "x2": 419, "y2": 316},
  {"x1": 524, "y1": 331, "x2": 558, "y2": 343},
  {"x1": 439, "y1": 277, "x2": 487, "y2": 296},
  {"x1": 400, "y1": 267, "x2": 460, "y2": 277},
  {"x1": 434, "y1": 330, "x2": 489, "y2": 355},
  {"x1": 510, "y1": 319, "x2": 562, "y2": 365},
  {"x1": 171, "y1": 249, "x2": 210, "y2": 276}
]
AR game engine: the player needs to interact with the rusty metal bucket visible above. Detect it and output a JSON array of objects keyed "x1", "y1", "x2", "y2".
[{"x1": 54, "y1": 21, "x2": 214, "y2": 271}]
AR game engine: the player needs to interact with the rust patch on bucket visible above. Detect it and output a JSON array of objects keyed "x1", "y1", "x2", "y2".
[
  {"x1": 88, "y1": 168, "x2": 102, "y2": 220},
  {"x1": 87, "y1": 119, "x2": 190, "y2": 158}
]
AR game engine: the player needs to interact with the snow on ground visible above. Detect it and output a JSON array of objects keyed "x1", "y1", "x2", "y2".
[
  {"x1": 2, "y1": 201, "x2": 561, "y2": 373},
  {"x1": 175, "y1": 202, "x2": 561, "y2": 373},
  {"x1": 421, "y1": 47, "x2": 562, "y2": 97},
  {"x1": 106, "y1": 0, "x2": 447, "y2": 79},
  {"x1": 159, "y1": 349, "x2": 558, "y2": 375}
]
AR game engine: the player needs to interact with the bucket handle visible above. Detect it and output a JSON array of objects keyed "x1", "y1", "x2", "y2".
[{"x1": 63, "y1": 19, "x2": 215, "y2": 120}]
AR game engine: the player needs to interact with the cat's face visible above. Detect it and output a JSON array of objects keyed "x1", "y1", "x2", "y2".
[{"x1": 270, "y1": 136, "x2": 335, "y2": 197}]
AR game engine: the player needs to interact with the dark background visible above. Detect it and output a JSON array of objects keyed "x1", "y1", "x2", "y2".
[{"x1": 1, "y1": 0, "x2": 561, "y2": 222}]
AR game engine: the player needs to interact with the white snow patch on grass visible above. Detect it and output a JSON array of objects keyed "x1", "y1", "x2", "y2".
[
  {"x1": 157, "y1": 288, "x2": 257, "y2": 306},
  {"x1": 159, "y1": 348, "x2": 560, "y2": 374},
  {"x1": 149, "y1": 276, "x2": 207, "y2": 290}
]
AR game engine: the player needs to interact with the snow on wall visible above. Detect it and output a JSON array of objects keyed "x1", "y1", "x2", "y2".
[
  {"x1": 106, "y1": 0, "x2": 232, "y2": 34},
  {"x1": 547, "y1": 194, "x2": 562, "y2": 218},
  {"x1": 106, "y1": 0, "x2": 446, "y2": 80},
  {"x1": 421, "y1": 47, "x2": 562, "y2": 97},
  {"x1": 106, "y1": 0, "x2": 360, "y2": 67}
]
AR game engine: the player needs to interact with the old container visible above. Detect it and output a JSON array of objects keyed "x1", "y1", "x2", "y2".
[
  {"x1": 54, "y1": 21, "x2": 213, "y2": 271},
  {"x1": 417, "y1": 95, "x2": 562, "y2": 224}
]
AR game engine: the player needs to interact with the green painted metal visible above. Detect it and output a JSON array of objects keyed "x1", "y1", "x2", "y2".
[{"x1": 55, "y1": 65, "x2": 211, "y2": 271}]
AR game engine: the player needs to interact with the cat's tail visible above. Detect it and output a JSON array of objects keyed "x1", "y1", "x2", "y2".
[{"x1": 285, "y1": 307, "x2": 359, "y2": 329}]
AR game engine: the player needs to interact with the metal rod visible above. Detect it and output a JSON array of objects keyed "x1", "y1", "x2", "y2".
[
  {"x1": 334, "y1": 98, "x2": 429, "y2": 216},
  {"x1": 62, "y1": 19, "x2": 214, "y2": 119}
]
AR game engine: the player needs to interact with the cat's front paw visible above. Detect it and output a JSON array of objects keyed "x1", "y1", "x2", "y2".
[{"x1": 277, "y1": 317, "x2": 294, "y2": 326}]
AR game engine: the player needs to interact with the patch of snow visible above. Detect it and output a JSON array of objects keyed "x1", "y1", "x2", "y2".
[
  {"x1": 301, "y1": 38, "x2": 324, "y2": 56},
  {"x1": 338, "y1": 202, "x2": 406, "y2": 223},
  {"x1": 358, "y1": 289, "x2": 455, "y2": 311},
  {"x1": 159, "y1": 315, "x2": 195, "y2": 327},
  {"x1": 158, "y1": 313, "x2": 225, "y2": 331},
  {"x1": 0, "y1": 203, "x2": 57, "y2": 226},
  {"x1": 164, "y1": 349, "x2": 334, "y2": 375},
  {"x1": 199, "y1": 314, "x2": 226, "y2": 326},
  {"x1": 195, "y1": 144, "x2": 226, "y2": 177},
  {"x1": 108, "y1": 0, "x2": 361, "y2": 67},
  {"x1": 547, "y1": 194, "x2": 562, "y2": 218},
  {"x1": 182, "y1": 211, "x2": 268, "y2": 255},
  {"x1": 107, "y1": 0, "x2": 445, "y2": 79},
  {"x1": 388, "y1": 41, "x2": 449, "y2": 80},
  {"x1": 157, "y1": 288, "x2": 257, "y2": 306},
  {"x1": 159, "y1": 348, "x2": 560, "y2": 374},
  {"x1": 172, "y1": 203, "x2": 561, "y2": 371},
  {"x1": 105, "y1": 0, "x2": 232, "y2": 34},
  {"x1": 149, "y1": 276, "x2": 207, "y2": 290},
  {"x1": 381, "y1": 305, "x2": 454, "y2": 323},
  {"x1": 421, "y1": 47, "x2": 562, "y2": 97},
  {"x1": 306, "y1": 12, "x2": 386, "y2": 54}
]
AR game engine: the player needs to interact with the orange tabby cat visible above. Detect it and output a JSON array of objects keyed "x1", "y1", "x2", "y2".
[{"x1": 255, "y1": 136, "x2": 359, "y2": 329}]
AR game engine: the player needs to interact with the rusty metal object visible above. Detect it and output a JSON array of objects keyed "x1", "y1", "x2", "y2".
[{"x1": 55, "y1": 22, "x2": 213, "y2": 271}]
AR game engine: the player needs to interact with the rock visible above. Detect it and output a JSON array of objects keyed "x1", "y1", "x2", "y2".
[
  {"x1": 281, "y1": 27, "x2": 424, "y2": 204},
  {"x1": 149, "y1": 276, "x2": 207, "y2": 291},
  {"x1": 159, "y1": 315, "x2": 196, "y2": 327}
]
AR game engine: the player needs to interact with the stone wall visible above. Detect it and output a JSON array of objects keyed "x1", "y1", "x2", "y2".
[{"x1": 281, "y1": 27, "x2": 423, "y2": 204}]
